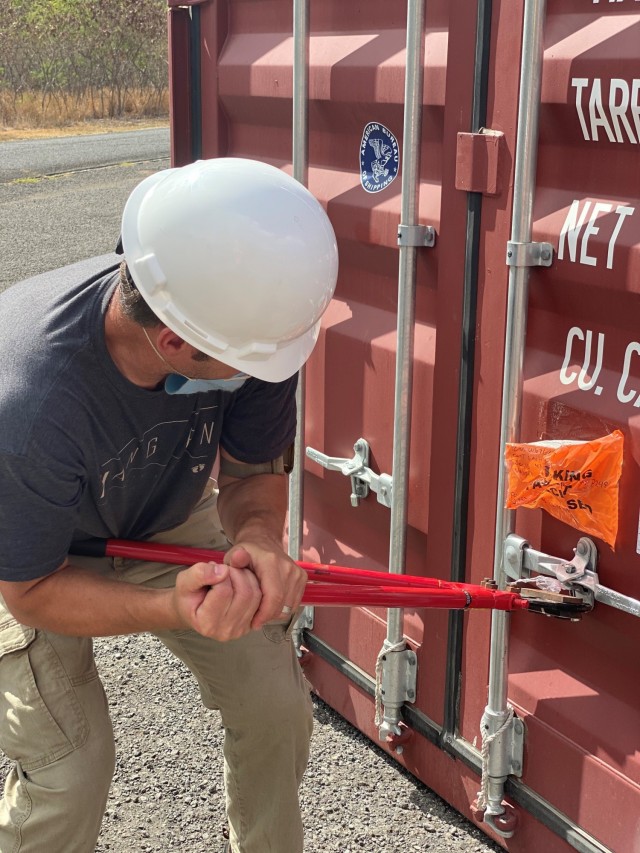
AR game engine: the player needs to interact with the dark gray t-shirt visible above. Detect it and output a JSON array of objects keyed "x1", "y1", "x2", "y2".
[{"x1": 0, "y1": 255, "x2": 297, "y2": 582}]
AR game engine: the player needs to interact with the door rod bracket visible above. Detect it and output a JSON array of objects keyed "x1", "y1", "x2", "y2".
[
  {"x1": 397, "y1": 223, "x2": 436, "y2": 248},
  {"x1": 376, "y1": 642, "x2": 418, "y2": 752},
  {"x1": 306, "y1": 438, "x2": 393, "y2": 508},
  {"x1": 506, "y1": 240, "x2": 553, "y2": 267}
]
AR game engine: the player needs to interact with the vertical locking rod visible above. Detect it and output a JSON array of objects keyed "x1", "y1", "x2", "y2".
[
  {"x1": 379, "y1": 0, "x2": 427, "y2": 744},
  {"x1": 480, "y1": 0, "x2": 548, "y2": 837},
  {"x1": 289, "y1": 0, "x2": 313, "y2": 643}
]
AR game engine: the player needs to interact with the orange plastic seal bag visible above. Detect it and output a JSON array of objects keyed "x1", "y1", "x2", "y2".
[{"x1": 504, "y1": 430, "x2": 624, "y2": 549}]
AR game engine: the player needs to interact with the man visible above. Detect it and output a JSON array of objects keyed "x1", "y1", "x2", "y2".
[{"x1": 0, "y1": 157, "x2": 338, "y2": 853}]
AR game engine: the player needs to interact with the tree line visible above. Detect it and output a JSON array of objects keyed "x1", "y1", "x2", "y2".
[{"x1": 0, "y1": 0, "x2": 168, "y2": 125}]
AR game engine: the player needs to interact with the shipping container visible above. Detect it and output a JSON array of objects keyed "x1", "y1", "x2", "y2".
[{"x1": 167, "y1": 2, "x2": 640, "y2": 851}]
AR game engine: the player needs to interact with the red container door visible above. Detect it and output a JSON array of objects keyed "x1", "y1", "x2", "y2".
[
  {"x1": 499, "y1": 4, "x2": 640, "y2": 851},
  {"x1": 168, "y1": 2, "x2": 640, "y2": 851}
]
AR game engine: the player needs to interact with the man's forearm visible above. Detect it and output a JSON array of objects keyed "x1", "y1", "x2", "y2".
[
  {"x1": 217, "y1": 473, "x2": 288, "y2": 546},
  {"x1": 216, "y1": 472, "x2": 306, "y2": 627},
  {"x1": 0, "y1": 564, "x2": 182, "y2": 637}
]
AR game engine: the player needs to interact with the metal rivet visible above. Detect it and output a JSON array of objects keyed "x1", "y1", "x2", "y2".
[{"x1": 506, "y1": 546, "x2": 519, "y2": 566}]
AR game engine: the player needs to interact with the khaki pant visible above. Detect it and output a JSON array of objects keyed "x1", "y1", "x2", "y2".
[{"x1": 0, "y1": 489, "x2": 313, "y2": 853}]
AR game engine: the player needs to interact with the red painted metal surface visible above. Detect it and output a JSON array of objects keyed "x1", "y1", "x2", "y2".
[
  {"x1": 505, "y1": 7, "x2": 640, "y2": 850},
  {"x1": 168, "y1": 5, "x2": 193, "y2": 167},
  {"x1": 168, "y1": 2, "x2": 640, "y2": 850}
]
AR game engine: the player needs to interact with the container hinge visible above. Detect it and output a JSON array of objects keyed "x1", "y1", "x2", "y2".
[
  {"x1": 505, "y1": 241, "x2": 553, "y2": 267},
  {"x1": 306, "y1": 438, "x2": 393, "y2": 508},
  {"x1": 376, "y1": 642, "x2": 417, "y2": 751},
  {"x1": 397, "y1": 224, "x2": 436, "y2": 248}
]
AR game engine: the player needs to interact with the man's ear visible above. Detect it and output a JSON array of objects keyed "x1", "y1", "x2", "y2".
[{"x1": 155, "y1": 325, "x2": 189, "y2": 357}]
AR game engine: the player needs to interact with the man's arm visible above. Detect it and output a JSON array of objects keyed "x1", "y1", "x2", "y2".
[
  {"x1": 217, "y1": 449, "x2": 307, "y2": 629},
  {"x1": 0, "y1": 556, "x2": 262, "y2": 641}
]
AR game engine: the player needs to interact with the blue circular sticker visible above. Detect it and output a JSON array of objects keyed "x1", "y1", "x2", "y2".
[{"x1": 360, "y1": 122, "x2": 400, "y2": 193}]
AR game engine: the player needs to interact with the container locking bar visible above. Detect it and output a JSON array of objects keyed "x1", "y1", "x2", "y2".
[
  {"x1": 306, "y1": 438, "x2": 393, "y2": 508},
  {"x1": 505, "y1": 533, "x2": 640, "y2": 618},
  {"x1": 505, "y1": 241, "x2": 553, "y2": 267}
]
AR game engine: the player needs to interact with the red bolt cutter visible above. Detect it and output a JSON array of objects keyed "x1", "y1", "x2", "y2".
[{"x1": 69, "y1": 539, "x2": 592, "y2": 618}]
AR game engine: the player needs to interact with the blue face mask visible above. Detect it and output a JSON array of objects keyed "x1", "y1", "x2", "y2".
[{"x1": 164, "y1": 373, "x2": 249, "y2": 395}]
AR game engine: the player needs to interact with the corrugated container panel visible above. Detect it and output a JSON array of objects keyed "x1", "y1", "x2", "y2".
[
  {"x1": 511, "y1": 5, "x2": 640, "y2": 843},
  {"x1": 169, "y1": 1, "x2": 640, "y2": 850},
  {"x1": 472, "y1": 3, "x2": 639, "y2": 851}
]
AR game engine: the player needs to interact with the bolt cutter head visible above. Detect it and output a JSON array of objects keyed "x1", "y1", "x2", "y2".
[{"x1": 508, "y1": 580, "x2": 594, "y2": 621}]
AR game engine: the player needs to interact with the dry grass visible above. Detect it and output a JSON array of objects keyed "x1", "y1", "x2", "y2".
[
  {"x1": 0, "y1": 118, "x2": 169, "y2": 142},
  {"x1": 0, "y1": 88, "x2": 169, "y2": 140}
]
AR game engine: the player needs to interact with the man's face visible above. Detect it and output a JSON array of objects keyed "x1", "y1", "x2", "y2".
[
  {"x1": 188, "y1": 348, "x2": 244, "y2": 379},
  {"x1": 142, "y1": 325, "x2": 246, "y2": 382}
]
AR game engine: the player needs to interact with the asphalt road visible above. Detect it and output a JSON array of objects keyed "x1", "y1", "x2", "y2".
[
  {"x1": 0, "y1": 127, "x2": 169, "y2": 182},
  {"x1": 0, "y1": 128, "x2": 170, "y2": 290}
]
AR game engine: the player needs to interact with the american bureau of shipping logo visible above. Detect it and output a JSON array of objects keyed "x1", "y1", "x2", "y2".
[{"x1": 359, "y1": 122, "x2": 400, "y2": 193}]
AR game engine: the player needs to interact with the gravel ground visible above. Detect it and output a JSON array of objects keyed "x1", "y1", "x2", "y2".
[
  {"x1": 0, "y1": 141, "x2": 503, "y2": 853},
  {"x1": 87, "y1": 632, "x2": 502, "y2": 853}
]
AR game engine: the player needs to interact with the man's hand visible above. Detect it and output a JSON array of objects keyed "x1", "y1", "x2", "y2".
[
  {"x1": 224, "y1": 540, "x2": 307, "y2": 630},
  {"x1": 172, "y1": 560, "x2": 262, "y2": 641},
  {"x1": 216, "y1": 458, "x2": 305, "y2": 629}
]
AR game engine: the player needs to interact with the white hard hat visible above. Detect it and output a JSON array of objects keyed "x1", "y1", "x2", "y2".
[{"x1": 121, "y1": 158, "x2": 338, "y2": 382}]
